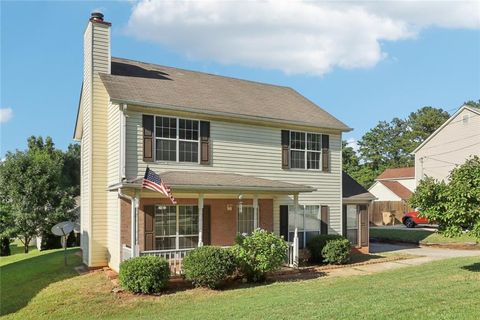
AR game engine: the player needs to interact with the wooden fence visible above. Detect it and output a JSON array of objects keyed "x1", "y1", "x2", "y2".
[{"x1": 370, "y1": 201, "x2": 414, "y2": 226}]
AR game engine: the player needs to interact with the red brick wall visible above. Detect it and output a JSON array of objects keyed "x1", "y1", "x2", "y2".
[
  {"x1": 125, "y1": 198, "x2": 274, "y2": 251},
  {"x1": 120, "y1": 198, "x2": 131, "y2": 247}
]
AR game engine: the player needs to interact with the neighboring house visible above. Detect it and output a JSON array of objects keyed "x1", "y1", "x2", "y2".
[
  {"x1": 73, "y1": 13, "x2": 359, "y2": 272},
  {"x1": 368, "y1": 167, "x2": 415, "y2": 225},
  {"x1": 342, "y1": 172, "x2": 375, "y2": 253},
  {"x1": 413, "y1": 104, "x2": 480, "y2": 184}
]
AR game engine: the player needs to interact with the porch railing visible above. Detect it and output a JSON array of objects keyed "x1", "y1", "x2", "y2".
[
  {"x1": 122, "y1": 244, "x2": 132, "y2": 261},
  {"x1": 286, "y1": 228, "x2": 299, "y2": 268},
  {"x1": 140, "y1": 248, "x2": 194, "y2": 275}
]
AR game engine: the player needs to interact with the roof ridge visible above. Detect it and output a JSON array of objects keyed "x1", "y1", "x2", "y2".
[{"x1": 111, "y1": 56, "x2": 292, "y2": 90}]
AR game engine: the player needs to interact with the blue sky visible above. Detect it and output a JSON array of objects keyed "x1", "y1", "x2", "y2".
[{"x1": 1, "y1": 1, "x2": 479, "y2": 157}]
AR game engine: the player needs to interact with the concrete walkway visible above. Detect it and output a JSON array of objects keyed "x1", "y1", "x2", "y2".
[{"x1": 324, "y1": 243, "x2": 480, "y2": 278}]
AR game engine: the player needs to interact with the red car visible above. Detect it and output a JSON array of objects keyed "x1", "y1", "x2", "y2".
[{"x1": 402, "y1": 211, "x2": 429, "y2": 228}]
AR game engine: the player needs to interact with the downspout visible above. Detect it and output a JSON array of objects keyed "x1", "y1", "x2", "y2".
[{"x1": 118, "y1": 190, "x2": 137, "y2": 258}]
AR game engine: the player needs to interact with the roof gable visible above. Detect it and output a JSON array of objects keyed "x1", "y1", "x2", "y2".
[
  {"x1": 99, "y1": 57, "x2": 351, "y2": 131},
  {"x1": 342, "y1": 172, "x2": 376, "y2": 201},
  {"x1": 378, "y1": 180, "x2": 413, "y2": 200},
  {"x1": 413, "y1": 105, "x2": 480, "y2": 154}
]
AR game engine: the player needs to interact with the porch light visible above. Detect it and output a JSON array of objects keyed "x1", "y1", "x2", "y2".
[{"x1": 238, "y1": 194, "x2": 243, "y2": 213}]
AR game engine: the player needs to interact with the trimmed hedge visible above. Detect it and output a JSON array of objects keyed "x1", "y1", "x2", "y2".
[
  {"x1": 119, "y1": 256, "x2": 170, "y2": 294},
  {"x1": 306, "y1": 234, "x2": 343, "y2": 263},
  {"x1": 232, "y1": 229, "x2": 288, "y2": 282},
  {"x1": 182, "y1": 246, "x2": 236, "y2": 289},
  {"x1": 322, "y1": 238, "x2": 351, "y2": 265}
]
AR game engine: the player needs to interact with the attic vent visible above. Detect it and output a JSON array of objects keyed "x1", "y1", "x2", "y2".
[{"x1": 463, "y1": 114, "x2": 469, "y2": 125}]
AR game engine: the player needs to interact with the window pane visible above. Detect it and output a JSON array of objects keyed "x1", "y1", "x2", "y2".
[
  {"x1": 156, "y1": 139, "x2": 176, "y2": 161},
  {"x1": 307, "y1": 133, "x2": 321, "y2": 151},
  {"x1": 179, "y1": 141, "x2": 198, "y2": 162},
  {"x1": 346, "y1": 205, "x2": 358, "y2": 244},
  {"x1": 290, "y1": 131, "x2": 305, "y2": 150},
  {"x1": 155, "y1": 237, "x2": 176, "y2": 250},
  {"x1": 288, "y1": 205, "x2": 305, "y2": 230},
  {"x1": 179, "y1": 236, "x2": 199, "y2": 249},
  {"x1": 237, "y1": 206, "x2": 255, "y2": 235},
  {"x1": 304, "y1": 205, "x2": 320, "y2": 230},
  {"x1": 290, "y1": 150, "x2": 305, "y2": 169},
  {"x1": 307, "y1": 152, "x2": 320, "y2": 169},
  {"x1": 155, "y1": 205, "x2": 176, "y2": 237},
  {"x1": 178, "y1": 206, "x2": 199, "y2": 235},
  {"x1": 156, "y1": 117, "x2": 176, "y2": 138},
  {"x1": 179, "y1": 119, "x2": 199, "y2": 141}
]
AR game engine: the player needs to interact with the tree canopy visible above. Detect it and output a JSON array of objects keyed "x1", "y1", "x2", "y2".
[
  {"x1": 344, "y1": 106, "x2": 450, "y2": 188},
  {"x1": 0, "y1": 136, "x2": 80, "y2": 253},
  {"x1": 410, "y1": 156, "x2": 480, "y2": 238}
]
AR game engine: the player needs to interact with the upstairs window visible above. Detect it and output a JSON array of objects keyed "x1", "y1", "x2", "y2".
[
  {"x1": 155, "y1": 116, "x2": 199, "y2": 163},
  {"x1": 290, "y1": 131, "x2": 322, "y2": 169}
]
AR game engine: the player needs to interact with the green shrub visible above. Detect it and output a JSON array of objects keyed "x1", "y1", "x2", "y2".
[
  {"x1": 119, "y1": 256, "x2": 170, "y2": 294},
  {"x1": 321, "y1": 238, "x2": 351, "y2": 265},
  {"x1": 306, "y1": 234, "x2": 343, "y2": 263},
  {"x1": 182, "y1": 246, "x2": 236, "y2": 289},
  {"x1": 231, "y1": 229, "x2": 288, "y2": 282}
]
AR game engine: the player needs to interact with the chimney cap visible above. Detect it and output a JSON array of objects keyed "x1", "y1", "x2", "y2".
[{"x1": 90, "y1": 12, "x2": 104, "y2": 22}]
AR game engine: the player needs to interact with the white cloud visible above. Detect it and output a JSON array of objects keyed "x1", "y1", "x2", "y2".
[
  {"x1": 346, "y1": 138, "x2": 360, "y2": 153},
  {"x1": 0, "y1": 108, "x2": 13, "y2": 123},
  {"x1": 126, "y1": 0, "x2": 479, "y2": 76}
]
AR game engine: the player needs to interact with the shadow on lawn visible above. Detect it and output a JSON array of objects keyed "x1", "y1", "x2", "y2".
[
  {"x1": 461, "y1": 262, "x2": 480, "y2": 273},
  {"x1": 0, "y1": 248, "x2": 81, "y2": 316}
]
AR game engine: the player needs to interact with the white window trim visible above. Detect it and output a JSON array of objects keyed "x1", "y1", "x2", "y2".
[
  {"x1": 154, "y1": 116, "x2": 201, "y2": 164},
  {"x1": 289, "y1": 130, "x2": 323, "y2": 170},
  {"x1": 237, "y1": 205, "x2": 259, "y2": 235},
  {"x1": 155, "y1": 204, "x2": 200, "y2": 250}
]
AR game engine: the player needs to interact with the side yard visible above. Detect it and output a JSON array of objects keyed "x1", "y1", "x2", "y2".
[
  {"x1": 370, "y1": 227, "x2": 479, "y2": 246},
  {"x1": 1, "y1": 241, "x2": 480, "y2": 319}
]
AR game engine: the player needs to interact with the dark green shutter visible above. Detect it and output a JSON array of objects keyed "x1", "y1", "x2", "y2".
[
  {"x1": 280, "y1": 205, "x2": 289, "y2": 241},
  {"x1": 321, "y1": 206, "x2": 329, "y2": 234}
]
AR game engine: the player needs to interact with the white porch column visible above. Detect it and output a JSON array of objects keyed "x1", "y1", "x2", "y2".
[
  {"x1": 253, "y1": 195, "x2": 259, "y2": 230},
  {"x1": 198, "y1": 194, "x2": 204, "y2": 247},
  {"x1": 130, "y1": 190, "x2": 140, "y2": 257},
  {"x1": 293, "y1": 194, "x2": 299, "y2": 266}
]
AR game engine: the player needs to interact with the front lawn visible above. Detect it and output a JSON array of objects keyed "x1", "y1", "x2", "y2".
[
  {"x1": 370, "y1": 228, "x2": 479, "y2": 245},
  {"x1": 2, "y1": 244, "x2": 480, "y2": 319}
]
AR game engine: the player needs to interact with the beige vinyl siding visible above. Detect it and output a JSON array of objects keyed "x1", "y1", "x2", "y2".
[
  {"x1": 415, "y1": 108, "x2": 480, "y2": 184},
  {"x1": 125, "y1": 111, "x2": 343, "y2": 234},
  {"x1": 107, "y1": 101, "x2": 121, "y2": 271},
  {"x1": 80, "y1": 21, "x2": 111, "y2": 268},
  {"x1": 80, "y1": 23, "x2": 92, "y2": 265}
]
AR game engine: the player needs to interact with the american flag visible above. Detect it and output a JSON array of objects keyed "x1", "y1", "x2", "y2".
[{"x1": 142, "y1": 167, "x2": 177, "y2": 204}]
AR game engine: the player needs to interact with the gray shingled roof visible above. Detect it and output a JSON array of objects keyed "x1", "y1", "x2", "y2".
[
  {"x1": 108, "y1": 171, "x2": 316, "y2": 193},
  {"x1": 342, "y1": 172, "x2": 376, "y2": 201},
  {"x1": 99, "y1": 57, "x2": 351, "y2": 131}
]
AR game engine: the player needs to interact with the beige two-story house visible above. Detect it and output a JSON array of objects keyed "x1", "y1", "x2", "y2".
[
  {"x1": 73, "y1": 13, "x2": 368, "y2": 272},
  {"x1": 413, "y1": 104, "x2": 480, "y2": 184}
]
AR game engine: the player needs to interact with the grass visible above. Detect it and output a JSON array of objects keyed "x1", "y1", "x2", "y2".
[
  {"x1": 2, "y1": 242, "x2": 480, "y2": 319},
  {"x1": 370, "y1": 228, "x2": 479, "y2": 245},
  {"x1": 0, "y1": 241, "x2": 82, "y2": 316}
]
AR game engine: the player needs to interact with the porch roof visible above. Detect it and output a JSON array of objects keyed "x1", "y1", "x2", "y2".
[{"x1": 108, "y1": 171, "x2": 316, "y2": 193}]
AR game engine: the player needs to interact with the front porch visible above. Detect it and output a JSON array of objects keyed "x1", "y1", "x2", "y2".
[{"x1": 112, "y1": 171, "x2": 312, "y2": 274}]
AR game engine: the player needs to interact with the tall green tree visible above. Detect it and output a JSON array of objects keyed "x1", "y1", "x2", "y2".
[
  {"x1": 344, "y1": 106, "x2": 450, "y2": 188},
  {"x1": 0, "y1": 136, "x2": 77, "y2": 253}
]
